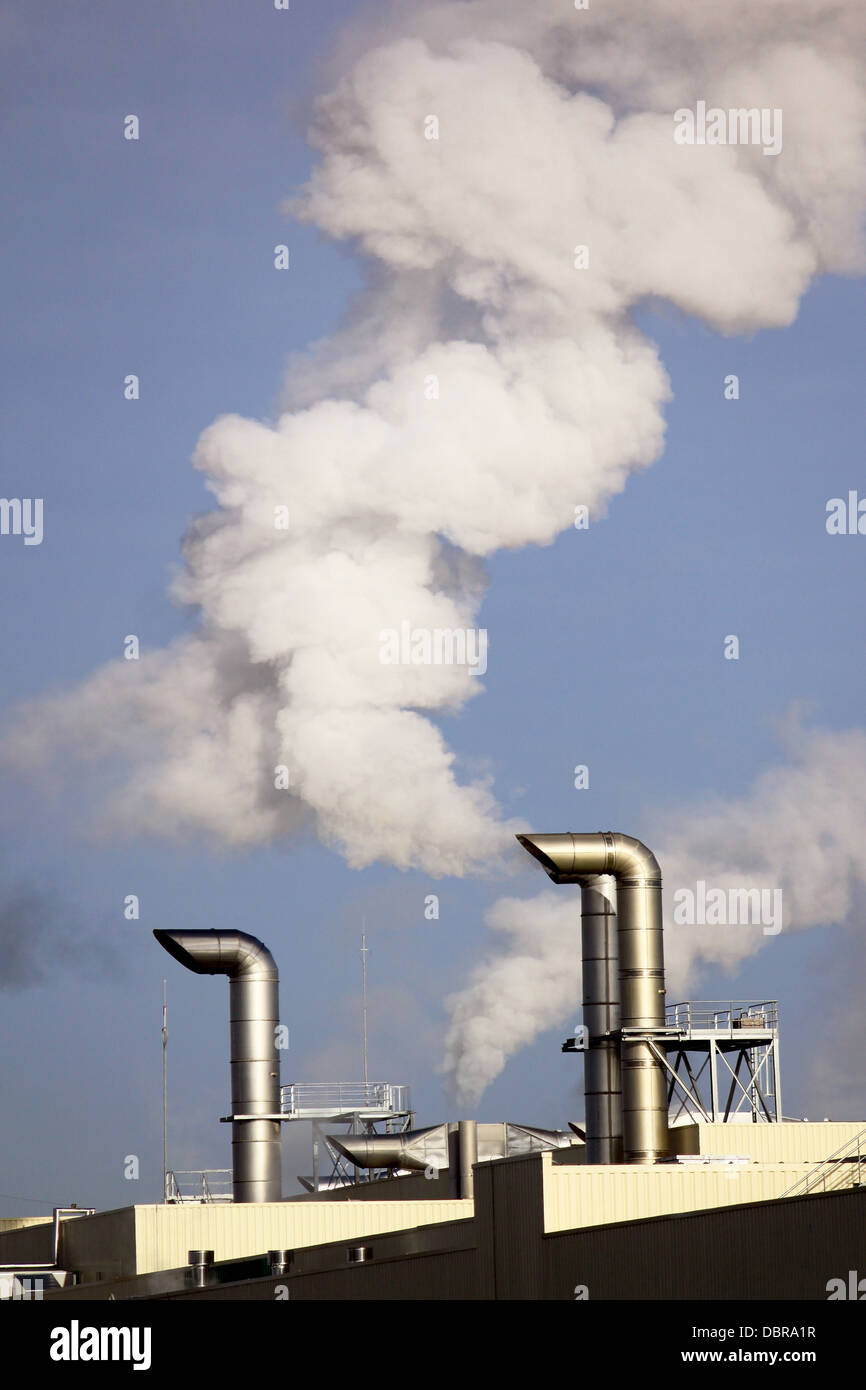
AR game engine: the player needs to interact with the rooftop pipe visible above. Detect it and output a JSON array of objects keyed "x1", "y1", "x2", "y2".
[
  {"x1": 579, "y1": 874, "x2": 623, "y2": 1164},
  {"x1": 517, "y1": 833, "x2": 669, "y2": 1164},
  {"x1": 153, "y1": 929, "x2": 282, "y2": 1203}
]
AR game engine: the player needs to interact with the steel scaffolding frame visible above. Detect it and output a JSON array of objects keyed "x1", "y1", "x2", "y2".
[{"x1": 663, "y1": 1001, "x2": 782, "y2": 1124}]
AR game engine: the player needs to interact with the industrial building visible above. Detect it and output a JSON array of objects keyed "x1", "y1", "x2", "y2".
[{"x1": 2, "y1": 831, "x2": 864, "y2": 1300}]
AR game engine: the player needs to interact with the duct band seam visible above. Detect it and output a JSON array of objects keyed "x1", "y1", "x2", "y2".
[{"x1": 600, "y1": 831, "x2": 616, "y2": 870}]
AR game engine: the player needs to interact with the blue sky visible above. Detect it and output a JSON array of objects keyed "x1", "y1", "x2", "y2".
[{"x1": 0, "y1": 1, "x2": 863, "y2": 1212}]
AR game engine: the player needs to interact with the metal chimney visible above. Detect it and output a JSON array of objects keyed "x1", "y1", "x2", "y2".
[
  {"x1": 153, "y1": 929, "x2": 282, "y2": 1203},
  {"x1": 517, "y1": 832, "x2": 669, "y2": 1165},
  {"x1": 580, "y1": 875, "x2": 623, "y2": 1164},
  {"x1": 458, "y1": 1120, "x2": 477, "y2": 1199}
]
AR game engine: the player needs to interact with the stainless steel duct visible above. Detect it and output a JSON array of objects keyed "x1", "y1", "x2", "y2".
[
  {"x1": 188, "y1": 1249, "x2": 214, "y2": 1288},
  {"x1": 517, "y1": 833, "x2": 669, "y2": 1164},
  {"x1": 327, "y1": 1121, "x2": 577, "y2": 1189},
  {"x1": 153, "y1": 929, "x2": 282, "y2": 1203},
  {"x1": 503, "y1": 1124, "x2": 577, "y2": 1155},
  {"x1": 580, "y1": 875, "x2": 623, "y2": 1164},
  {"x1": 458, "y1": 1120, "x2": 477, "y2": 1199},
  {"x1": 327, "y1": 1125, "x2": 449, "y2": 1175}
]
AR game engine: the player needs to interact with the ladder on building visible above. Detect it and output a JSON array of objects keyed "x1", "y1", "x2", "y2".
[{"x1": 780, "y1": 1126, "x2": 866, "y2": 1198}]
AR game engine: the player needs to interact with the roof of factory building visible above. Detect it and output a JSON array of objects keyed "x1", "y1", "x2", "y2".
[{"x1": 2, "y1": 1118, "x2": 863, "y2": 1300}]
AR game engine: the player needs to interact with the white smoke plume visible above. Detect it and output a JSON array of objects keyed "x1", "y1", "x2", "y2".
[
  {"x1": 5, "y1": 1, "x2": 866, "y2": 878},
  {"x1": 442, "y1": 721, "x2": 866, "y2": 1104},
  {"x1": 440, "y1": 889, "x2": 584, "y2": 1108}
]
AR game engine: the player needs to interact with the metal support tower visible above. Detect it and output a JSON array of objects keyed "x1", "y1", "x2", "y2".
[
  {"x1": 662, "y1": 1001, "x2": 782, "y2": 1124},
  {"x1": 279, "y1": 1083, "x2": 413, "y2": 1191}
]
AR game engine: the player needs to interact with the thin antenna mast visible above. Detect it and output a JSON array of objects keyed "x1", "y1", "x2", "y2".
[
  {"x1": 361, "y1": 926, "x2": 369, "y2": 1092},
  {"x1": 161, "y1": 980, "x2": 168, "y2": 1203}
]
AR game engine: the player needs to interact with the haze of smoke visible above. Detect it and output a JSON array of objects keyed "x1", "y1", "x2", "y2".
[
  {"x1": 802, "y1": 923, "x2": 866, "y2": 1117},
  {"x1": 439, "y1": 890, "x2": 583, "y2": 1108},
  {"x1": 441, "y1": 723, "x2": 866, "y2": 1105},
  {"x1": 0, "y1": 882, "x2": 118, "y2": 990},
  {"x1": 4, "y1": 1, "x2": 866, "y2": 877}
]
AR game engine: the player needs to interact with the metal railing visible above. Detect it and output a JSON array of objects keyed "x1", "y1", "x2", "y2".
[
  {"x1": 780, "y1": 1126, "x2": 866, "y2": 1199},
  {"x1": 280, "y1": 1083, "x2": 411, "y2": 1117},
  {"x1": 165, "y1": 1170, "x2": 233, "y2": 1204},
  {"x1": 666, "y1": 1000, "x2": 779, "y2": 1035}
]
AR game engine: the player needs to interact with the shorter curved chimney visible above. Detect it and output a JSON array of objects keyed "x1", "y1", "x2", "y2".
[{"x1": 154, "y1": 929, "x2": 282, "y2": 1203}]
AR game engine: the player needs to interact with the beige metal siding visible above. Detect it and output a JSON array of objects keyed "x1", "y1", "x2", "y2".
[
  {"x1": 42, "y1": 1181, "x2": 866, "y2": 1302},
  {"x1": 133, "y1": 1200, "x2": 473, "y2": 1275},
  {"x1": 0, "y1": 1216, "x2": 52, "y2": 1234},
  {"x1": 541, "y1": 1152, "x2": 849, "y2": 1232},
  {"x1": 672, "y1": 1121, "x2": 865, "y2": 1164}
]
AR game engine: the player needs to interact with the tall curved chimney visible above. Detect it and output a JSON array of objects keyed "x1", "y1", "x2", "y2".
[
  {"x1": 154, "y1": 929, "x2": 282, "y2": 1202},
  {"x1": 517, "y1": 832, "x2": 669, "y2": 1165}
]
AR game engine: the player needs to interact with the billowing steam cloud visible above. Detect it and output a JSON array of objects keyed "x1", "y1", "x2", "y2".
[
  {"x1": 442, "y1": 720, "x2": 866, "y2": 1104},
  {"x1": 4, "y1": 1, "x2": 866, "y2": 885},
  {"x1": 440, "y1": 888, "x2": 584, "y2": 1107}
]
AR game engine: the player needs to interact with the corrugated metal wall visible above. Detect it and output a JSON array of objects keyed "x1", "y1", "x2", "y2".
[
  {"x1": 262, "y1": 1219, "x2": 479, "y2": 1301},
  {"x1": 670, "y1": 1121, "x2": 864, "y2": 1163},
  {"x1": 539, "y1": 1187, "x2": 866, "y2": 1301},
  {"x1": 0, "y1": 1209, "x2": 122, "y2": 1274},
  {"x1": 473, "y1": 1153, "x2": 546, "y2": 1299},
  {"x1": 133, "y1": 1200, "x2": 473, "y2": 1276},
  {"x1": 61, "y1": 1207, "x2": 138, "y2": 1282},
  {"x1": 0, "y1": 1216, "x2": 52, "y2": 1234},
  {"x1": 163, "y1": 1187, "x2": 866, "y2": 1301},
  {"x1": 543, "y1": 1154, "x2": 832, "y2": 1231},
  {"x1": 16, "y1": 1117, "x2": 866, "y2": 1298},
  {"x1": 0, "y1": 1218, "x2": 55, "y2": 1265}
]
